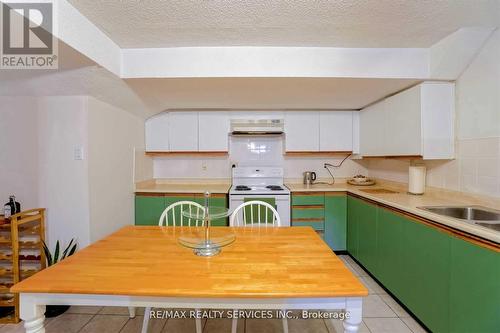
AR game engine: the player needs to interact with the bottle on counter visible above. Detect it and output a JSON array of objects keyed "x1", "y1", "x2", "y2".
[{"x1": 3, "y1": 195, "x2": 21, "y2": 218}]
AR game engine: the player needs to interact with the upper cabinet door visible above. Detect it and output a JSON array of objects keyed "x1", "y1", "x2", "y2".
[
  {"x1": 145, "y1": 112, "x2": 169, "y2": 151},
  {"x1": 360, "y1": 100, "x2": 386, "y2": 156},
  {"x1": 168, "y1": 112, "x2": 199, "y2": 151},
  {"x1": 384, "y1": 85, "x2": 422, "y2": 156},
  {"x1": 198, "y1": 111, "x2": 229, "y2": 152},
  {"x1": 319, "y1": 111, "x2": 353, "y2": 152},
  {"x1": 359, "y1": 82, "x2": 454, "y2": 159},
  {"x1": 285, "y1": 111, "x2": 320, "y2": 152},
  {"x1": 352, "y1": 112, "x2": 360, "y2": 154}
]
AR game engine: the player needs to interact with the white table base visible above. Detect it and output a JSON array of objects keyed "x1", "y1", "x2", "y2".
[{"x1": 20, "y1": 293, "x2": 362, "y2": 333}]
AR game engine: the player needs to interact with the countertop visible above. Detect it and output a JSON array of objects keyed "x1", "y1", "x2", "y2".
[
  {"x1": 286, "y1": 181, "x2": 500, "y2": 244},
  {"x1": 135, "y1": 179, "x2": 231, "y2": 194},
  {"x1": 136, "y1": 178, "x2": 500, "y2": 243}
]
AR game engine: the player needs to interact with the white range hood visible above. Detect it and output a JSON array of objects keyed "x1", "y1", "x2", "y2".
[{"x1": 230, "y1": 119, "x2": 284, "y2": 135}]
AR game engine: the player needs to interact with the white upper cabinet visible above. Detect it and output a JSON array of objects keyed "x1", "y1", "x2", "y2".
[
  {"x1": 168, "y1": 112, "x2": 199, "y2": 151},
  {"x1": 319, "y1": 111, "x2": 353, "y2": 152},
  {"x1": 198, "y1": 111, "x2": 229, "y2": 152},
  {"x1": 360, "y1": 100, "x2": 386, "y2": 156},
  {"x1": 284, "y1": 111, "x2": 320, "y2": 152},
  {"x1": 352, "y1": 112, "x2": 360, "y2": 154},
  {"x1": 145, "y1": 112, "x2": 169, "y2": 151},
  {"x1": 359, "y1": 82, "x2": 455, "y2": 159},
  {"x1": 384, "y1": 85, "x2": 422, "y2": 156}
]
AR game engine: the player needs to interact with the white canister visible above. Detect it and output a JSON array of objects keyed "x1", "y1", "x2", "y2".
[{"x1": 408, "y1": 165, "x2": 426, "y2": 195}]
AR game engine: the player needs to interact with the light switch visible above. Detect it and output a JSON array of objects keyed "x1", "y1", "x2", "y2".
[{"x1": 74, "y1": 146, "x2": 84, "y2": 160}]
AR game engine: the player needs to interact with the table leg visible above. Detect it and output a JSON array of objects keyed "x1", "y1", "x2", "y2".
[
  {"x1": 128, "y1": 306, "x2": 136, "y2": 318},
  {"x1": 342, "y1": 297, "x2": 362, "y2": 333},
  {"x1": 20, "y1": 295, "x2": 46, "y2": 333}
]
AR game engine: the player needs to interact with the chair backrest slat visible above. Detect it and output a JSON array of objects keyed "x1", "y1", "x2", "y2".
[
  {"x1": 158, "y1": 201, "x2": 205, "y2": 227},
  {"x1": 229, "y1": 201, "x2": 281, "y2": 227}
]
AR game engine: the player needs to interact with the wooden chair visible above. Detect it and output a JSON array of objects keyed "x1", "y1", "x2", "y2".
[
  {"x1": 138, "y1": 201, "x2": 205, "y2": 333},
  {"x1": 229, "y1": 201, "x2": 287, "y2": 333},
  {"x1": 229, "y1": 200, "x2": 281, "y2": 227}
]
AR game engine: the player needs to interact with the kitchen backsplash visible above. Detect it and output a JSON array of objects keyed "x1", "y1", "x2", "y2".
[
  {"x1": 153, "y1": 136, "x2": 367, "y2": 179},
  {"x1": 367, "y1": 137, "x2": 500, "y2": 198}
]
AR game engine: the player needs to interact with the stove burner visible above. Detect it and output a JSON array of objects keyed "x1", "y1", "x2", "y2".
[
  {"x1": 266, "y1": 185, "x2": 284, "y2": 191},
  {"x1": 235, "y1": 185, "x2": 251, "y2": 191}
]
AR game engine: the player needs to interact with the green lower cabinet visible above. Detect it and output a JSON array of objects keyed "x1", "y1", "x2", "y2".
[
  {"x1": 374, "y1": 209, "x2": 405, "y2": 298},
  {"x1": 324, "y1": 194, "x2": 347, "y2": 251},
  {"x1": 449, "y1": 236, "x2": 500, "y2": 333},
  {"x1": 135, "y1": 193, "x2": 228, "y2": 226},
  {"x1": 348, "y1": 195, "x2": 500, "y2": 333},
  {"x1": 356, "y1": 198, "x2": 378, "y2": 273},
  {"x1": 135, "y1": 195, "x2": 166, "y2": 226},
  {"x1": 400, "y1": 218, "x2": 451, "y2": 333},
  {"x1": 347, "y1": 196, "x2": 359, "y2": 258}
]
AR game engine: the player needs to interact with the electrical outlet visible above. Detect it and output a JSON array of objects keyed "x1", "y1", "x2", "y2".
[
  {"x1": 74, "y1": 146, "x2": 84, "y2": 160},
  {"x1": 201, "y1": 162, "x2": 207, "y2": 171}
]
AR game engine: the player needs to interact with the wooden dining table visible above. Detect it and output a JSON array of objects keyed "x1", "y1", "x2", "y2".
[{"x1": 12, "y1": 226, "x2": 368, "y2": 333}]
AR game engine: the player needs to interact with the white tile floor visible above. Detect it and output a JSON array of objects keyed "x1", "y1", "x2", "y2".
[{"x1": 0, "y1": 255, "x2": 427, "y2": 333}]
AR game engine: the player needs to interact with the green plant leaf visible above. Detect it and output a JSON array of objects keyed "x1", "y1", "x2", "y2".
[
  {"x1": 42, "y1": 241, "x2": 53, "y2": 266},
  {"x1": 61, "y1": 239, "x2": 74, "y2": 260},
  {"x1": 67, "y1": 243, "x2": 77, "y2": 257},
  {"x1": 53, "y1": 240, "x2": 60, "y2": 263}
]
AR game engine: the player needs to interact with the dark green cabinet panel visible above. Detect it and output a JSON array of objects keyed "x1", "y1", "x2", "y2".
[
  {"x1": 324, "y1": 194, "x2": 347, "y2": 251},
  {"x1": 375, "y1": 209, "x2": 405, "y2": 298},
  {"x1": 347, "y1": 196, "x2": 359, "y2": 258},
  {"x1": 292, "y1": 208, "x2": 324, "y2": 219},
  {"x1": 135, "y1": 195, "x2": 166, "y2": 226},
  {"x1": 292, "y1": 221, "x2": 325, "y2": 231},
  {"x1": 135, "y1": 194, "x2": 228, "y2": 226},
  {"x1": 449, "y1": 237, "x2": 500, "y2": 333},
  {"x1": 348, "y1": 195, "x2": 500, "y2": 333},
  {"x1": 400, "y1": 219, "x2": 450, "y2": 333},
  {"x1": 356, "y1": 198, "x2": 378, "y2": 273},
  {"x1": 292, "y1": 194, "x2": 324, "y2": 206}
]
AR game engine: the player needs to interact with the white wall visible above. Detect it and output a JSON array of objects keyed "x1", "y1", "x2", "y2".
[
  {"x1": 367, "y1": 30, "x2": 500, "y2": 197},
  {"x1": 0, "y1": 97, "x2": 39, "y2": 209},
  {"x1": 88, "y1": 97, "x2": 144, "y2": 242},
  {"x1": 37, "y1": 96, "x2": 91, "y2": 248},
  {"x1": 1, "y1": 95, "x2": 145, "y2": 249}
]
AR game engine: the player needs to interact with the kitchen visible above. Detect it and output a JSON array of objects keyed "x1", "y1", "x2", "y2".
[{"x1": 1, "y1": 1, "x2": 499, "y2": 333}]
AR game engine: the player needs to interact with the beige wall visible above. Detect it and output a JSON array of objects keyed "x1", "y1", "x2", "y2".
[
  {"x1": 0, "y1": 97, "x2": 39, "y2": 209},
  {"x1": 367, "y1": 30, "x2": 500, "y2": 198},
  {"x1": 88, "y1": 97, "x2": 144, "y2": 242},
  {"x1": 37, "y1": 96, "x2": 91, "y2": 248},
  {"x1": 1, "y1": 95, "x2": 145, "y2": 248}
]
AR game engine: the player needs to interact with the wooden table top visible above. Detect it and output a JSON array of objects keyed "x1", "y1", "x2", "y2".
[{"x1": 12, "y1": 226, "x2": 368, "y2": 298}]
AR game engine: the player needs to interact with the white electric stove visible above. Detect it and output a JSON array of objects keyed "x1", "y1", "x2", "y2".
[{"x1": 229, "y1": 167, "x2": 291, "y2": 226}]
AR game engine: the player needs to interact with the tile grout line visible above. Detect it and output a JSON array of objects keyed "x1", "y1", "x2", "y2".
[
  {"x1": 362, "y1": 319, "x2": 373, "y2": 333},
  {"x1": 76, "y1": 313, "x2": 99, "y2": 333}
]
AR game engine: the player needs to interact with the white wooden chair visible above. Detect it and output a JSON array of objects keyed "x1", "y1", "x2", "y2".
[
  {"x1": 229, "y1": 201, "x2": 287, "y2": 333},
  {"x1": 138, "y1": 201, "x2": 205, "y2": 333},
  {"x1": 229, "y1": 200, "x2": 281, "y2": 227}
]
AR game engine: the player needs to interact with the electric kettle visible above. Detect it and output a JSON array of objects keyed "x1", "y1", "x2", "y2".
[{"x1": 303, "y1": 171, "x2": 317, "y2": 185}]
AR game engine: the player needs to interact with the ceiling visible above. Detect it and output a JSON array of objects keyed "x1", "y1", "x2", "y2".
[
  {"x1": 67, "y1": 0, "x2": 499, "y2": 48},
  {"x1": 123, "y1": 77, "x2": 419, "y2": 112}
]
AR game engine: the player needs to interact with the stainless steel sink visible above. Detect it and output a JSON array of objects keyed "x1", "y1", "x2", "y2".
[
  {"x1": 418, "y1": 205, "x2": 500, "y2": 231},
  {"x1": 419, "y1": 206, "x2": 500, "y2": 221},
  {"x1": 475, "y1": 222, "x2": 500, "y2": 232}
]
